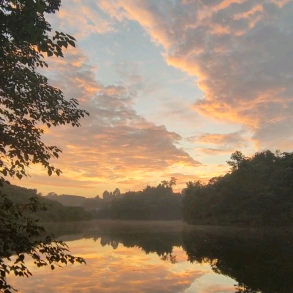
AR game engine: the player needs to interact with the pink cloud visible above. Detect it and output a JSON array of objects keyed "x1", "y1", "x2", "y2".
[{"x1": 99, "y1": 0, "x2": 293, "y2": 150}]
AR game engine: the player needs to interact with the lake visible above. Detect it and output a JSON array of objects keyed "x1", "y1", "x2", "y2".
[{"x1": 8, "y1": 220, "x2": 293, "y2": 293}]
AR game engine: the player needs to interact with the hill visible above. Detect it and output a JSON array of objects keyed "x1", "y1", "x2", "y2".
[
  {"x1": 45, "y1": 193, "x2": 103, "y2": 209},
  {"x1": 45, "y1": 193, "x2": 87, "y2": 206},
  {"x1": 0, "y1": 183, "x2": 92, "y2": 222}
]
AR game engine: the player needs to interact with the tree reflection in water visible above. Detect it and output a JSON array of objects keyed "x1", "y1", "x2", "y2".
[
  {"x1": 182, "y1": 229, "x2": 293, "y2": 293},
  {"x1": 46, "y1": 222, "x2": 293, "y2": 293}
]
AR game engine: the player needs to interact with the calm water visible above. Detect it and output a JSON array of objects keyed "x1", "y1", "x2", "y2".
[{"x1": 8, "y1": 220, "x2": 293, "y2": 293}]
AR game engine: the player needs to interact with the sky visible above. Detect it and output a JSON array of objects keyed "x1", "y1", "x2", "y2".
[{"x1": 12, "y1": 0, "x2": 293, "y2": 197}]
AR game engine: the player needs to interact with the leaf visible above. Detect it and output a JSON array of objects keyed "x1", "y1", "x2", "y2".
[
  {"x1": 18, "y1": 254, "x2": 25, "y2": 262},
  {"x1": 68, "y1": 40, "x2": 75, "y2": 47}
]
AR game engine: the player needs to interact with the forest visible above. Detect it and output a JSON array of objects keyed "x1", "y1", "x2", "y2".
[
  {"x1": 182, "y1": 150, "x2": 293, "y2": 226},
  {"x1": 93, "y1": 178, "x2": 182, "y2": 220}
]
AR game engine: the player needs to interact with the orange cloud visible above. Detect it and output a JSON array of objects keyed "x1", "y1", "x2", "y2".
[{"x1": 214, "y1": 0, "x2": 243, "y2": 11}]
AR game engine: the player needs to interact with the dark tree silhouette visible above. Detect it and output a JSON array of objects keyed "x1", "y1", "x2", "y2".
[
  {"x1": 182, "y1": 150, "x2": 293, "y2": 226},
  {"x1": 97, "y1": 179, "x2": 182, "y2": 220},
  {"x1": 0, "y1": 0, "x2": 89, "y2": 291}
]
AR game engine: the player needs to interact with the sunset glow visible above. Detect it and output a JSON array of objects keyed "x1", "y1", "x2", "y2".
[{"x1": 11, "y1": 0, "x2": 293, "y2": 197}]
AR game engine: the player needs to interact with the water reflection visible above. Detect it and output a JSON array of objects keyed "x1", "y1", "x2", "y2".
[
  {"x1": 9, "y1": 221, "x2": 293, "y2": 293},
  {"x1": 182, "y1": 229, "x2": 293, "y2": 293}
]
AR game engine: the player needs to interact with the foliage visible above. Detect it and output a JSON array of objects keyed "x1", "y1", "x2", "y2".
[
  {"x1": 0, "y1": 0, "x2": 89, "y2": 181},
  {"x1": 182, "y1": 150, "x2": 293, "y2": 226},
  {"x1": 0, "y1": 0, "x2": 89, "y2": 291}
]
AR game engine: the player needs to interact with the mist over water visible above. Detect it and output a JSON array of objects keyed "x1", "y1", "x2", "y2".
[{"x1": 9, "y1": 220, "x2": 293, "y2": 293}]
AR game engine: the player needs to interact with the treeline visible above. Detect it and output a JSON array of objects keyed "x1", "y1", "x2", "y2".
[
  {"x1": 1, "y1": 184, "x2": 92, "y2": 222},
  {"x1": 97, "y1": 178, "x2": 182, "y2": 220},
  {"x1": 182, "y1": 150, "x2": 293, "y2": 226},
  {"x1": 1, "y1": 180, "x2": 183, "y2": 222},
  {"x1": 5, "y1": 149, "x2": 293, "y2": 225}
]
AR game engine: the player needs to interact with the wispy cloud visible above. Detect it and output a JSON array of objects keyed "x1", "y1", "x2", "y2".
[
  {"x1": 187, "y1": 130, "x2": 248, "y2": 155},
  {"x1": 49, "y1": 0, "x2": 115, "y2": 39}
]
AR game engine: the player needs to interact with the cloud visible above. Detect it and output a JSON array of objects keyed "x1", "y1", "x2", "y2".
[
  {"x1": 190, "y1": 131, "x2": 247, "y2": 146},
  {"x1": 99, "y1": 0, "x2": 293, "y2": 150},
  {"x1": 187, "y1": 130, "x2": 248, "y2": 155},
  {"x1": 197, "y1": 148, "x2": 234, "y2": 155},
  {"x1": 15, "y1": 47, "x2": 201, "y2": 196},
  {"x1": 48, "y1": 0, "x2": 115, "y2": 39},
  {"x1": 113, "y1": 61, "x2": 161, "y2": 99}
]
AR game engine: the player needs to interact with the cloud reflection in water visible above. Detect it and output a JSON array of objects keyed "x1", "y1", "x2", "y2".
[{"x1": 10, "y1": 238, "x2": 235, "y2": 293}]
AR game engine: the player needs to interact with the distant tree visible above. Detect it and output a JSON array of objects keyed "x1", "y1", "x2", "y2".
[
  {"x1": 161, "y1": 177, "x2": 177, "y2": 189},
  {"x1": 0, "y1": 0, "x2": 89, "y2": 291},
  {"x1": 169, "y1": 177, "x2": 177, "y2": 187},
  {"x1": 98, "y1": 179, "x2": 182, "y2": 221},
  {"x1": 227, "y1": 151, "x2": 246, "y2": 171},
  {"x1": 113, "y1": 188, "x2": 120, "y2": 197},
  {"x1": 103, "y1": 190, "x2": 110, "y2": 199},
  {"x1": 47, "y1": 192, "x2": 58, "y2": 197}
]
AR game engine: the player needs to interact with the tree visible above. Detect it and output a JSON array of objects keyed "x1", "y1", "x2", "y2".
[
  {"x1": 0, "y1": 193, "x2": 86, "y2": 292},
  {"x1": 0, "y1": 0, "x2": 89, "y2": 181},
  {"x1": 227, "y1": 151, "x2": 246, "y2": 171},
  {"x1": 103, "y1": 190, "x2": 110, "y2": 199},
  {"x1": 182, "y1": 150, "x2": 293, "y2": 226},
  {"x1": 0, "y1": 0, "x2": 89, "y2": 291},
  {"x1": 113, "y1": 188, "x2": 120, "y2": 197},
  {"x1": 161, "y1": 177, "x2": 177, "y2": 189},
  {"x1": 98, "y1": 179, "x2": 182, "y2": 221}
]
